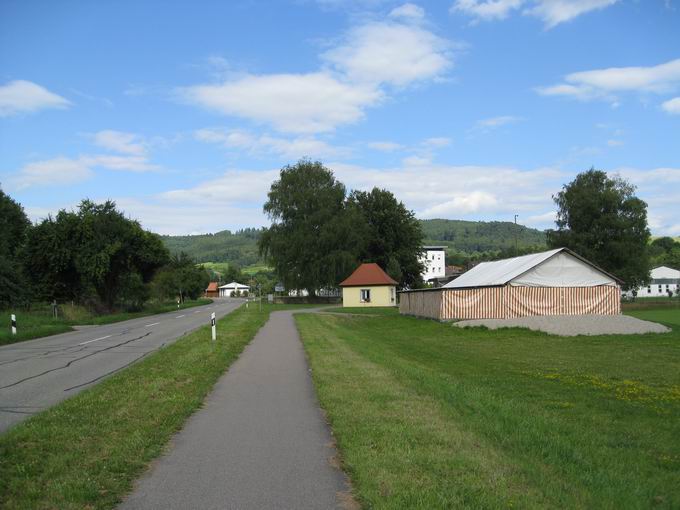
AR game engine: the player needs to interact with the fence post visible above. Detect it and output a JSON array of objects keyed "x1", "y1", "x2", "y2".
[
  {"x1": 11, "y1": 314, "x2": 17, "y2": 335},
  {"x1": 211, "y1": 312, "x2": 216, "y2": 342}
]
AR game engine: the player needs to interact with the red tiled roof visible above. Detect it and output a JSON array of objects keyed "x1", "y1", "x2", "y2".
[
  {"x1": 340, "y1": 263, "x2": 398, "y2": 287},
  {"x1": 206, "y1": 282, "x2": 219, "y2": 292}
]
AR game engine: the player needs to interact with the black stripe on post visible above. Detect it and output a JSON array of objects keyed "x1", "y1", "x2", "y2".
[{"x1": 11, "y1": 317, "x2": 17, "y2": 328}]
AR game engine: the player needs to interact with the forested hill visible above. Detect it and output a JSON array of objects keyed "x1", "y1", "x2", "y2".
[
  {"x1": 421, "y1": 219, "x2": 546, "y2": 254},
  {"x1": 160, "y1": 228, "x2": 263, "y2": 267},
  {"x1": 161, "y1": 220, "x2": 547, "y2": 266}
]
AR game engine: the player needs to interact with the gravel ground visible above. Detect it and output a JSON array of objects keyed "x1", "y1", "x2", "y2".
[{"x1": 455, "y1": 314, "x2": 671, "y2": 336}]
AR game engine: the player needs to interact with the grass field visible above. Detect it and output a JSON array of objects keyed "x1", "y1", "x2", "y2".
[
  {"x1": 200, "y1": 261, "x2": 272, "y2": 276},
  {"x1": 0, "y1": 299, "x2": 212, "y2": 346},
  {"x1": 0, "y1": 303, "x2": 310, "y2": 510},
  {"x1": 296, "y1": 308, "x2": 680, "y2": 509}
]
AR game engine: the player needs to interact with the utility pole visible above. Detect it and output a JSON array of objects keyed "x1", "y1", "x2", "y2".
[{"x1": 514, "y1": 214, "x2": 519, "y2": 255}]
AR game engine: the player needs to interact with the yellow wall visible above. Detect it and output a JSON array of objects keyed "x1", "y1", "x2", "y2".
[{"x1": 342, "y1": 285, "x2": 396, "y2": 307}]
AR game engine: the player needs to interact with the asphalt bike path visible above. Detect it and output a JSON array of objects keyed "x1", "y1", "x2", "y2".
[
  {"x1": 119, "y1": 309, "x2": 352, "y2": 510},
  {"x1": 0, "y1": 299, "x2": 243, "y2": 433}
]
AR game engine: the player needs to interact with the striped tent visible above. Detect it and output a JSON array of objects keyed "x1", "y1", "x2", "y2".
[{"x1": 400, "y1": 248, "x2": 622, "y2": 320}]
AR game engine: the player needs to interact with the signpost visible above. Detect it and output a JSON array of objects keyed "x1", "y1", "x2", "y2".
[
  {"x1": 211, "y1": 312, "x2": 216, "y2": 342},
  {"x1": 11, "y1": 314, "x2": 16, "y2": 336}
]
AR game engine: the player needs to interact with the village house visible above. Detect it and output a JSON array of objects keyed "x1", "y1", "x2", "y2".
[{"x1": 340, "y1": 263, "x2": 398, "y2": 308}]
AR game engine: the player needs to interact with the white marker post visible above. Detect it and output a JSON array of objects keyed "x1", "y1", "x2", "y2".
[
  {"x1": 211, "y1": 312, "x2": 216, "y2": 342},
  {"x1": 11, "y1": 314, "x2": 17, "y2": 335}
]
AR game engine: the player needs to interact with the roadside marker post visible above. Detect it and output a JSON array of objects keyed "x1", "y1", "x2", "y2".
[
  {"x1": 211, "y1": 312, "x2": 216, "y2": 342},
  {"x1": 11, "y1": 314, "x2": 17, "y2": 335}
]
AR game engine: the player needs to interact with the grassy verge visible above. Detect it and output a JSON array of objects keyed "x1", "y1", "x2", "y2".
[
  {"x1": 296, "y1": 308, "x2": 680, "y2": 509},
  {"x1": 622, "y1": 297, "x2": 680, "y2": 312},
  {"x1": 0, "y1": 303, "x2": 283, "y2": 509},
  {"x1": 324, "y1": 306, "x2": 400, "y2": 316},
  {"x1": 0, "y1": 299, "x2": 212, "y2": 346}
]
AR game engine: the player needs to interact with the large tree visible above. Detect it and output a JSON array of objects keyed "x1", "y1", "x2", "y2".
[
  {"x1": 152, "y1": 252, "x2": 210, "y2": 302},
  {"x1": 0, "y1": 189, "x2": 31, "y2": 308},
  {"x1": 23, "y1": 200, "x2": 169, "y2": 310},
  {"x1": 546, "y1": 169, "x2": 650, "y2": 290},
  {"x1": 348, "y1": 188, "x2": 424, "y2": 288},
  {"x1": 259, "y1": 160, "x2": 366, "y2": 293}
]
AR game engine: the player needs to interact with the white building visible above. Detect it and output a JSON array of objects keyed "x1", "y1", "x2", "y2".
[
  {"x1": 629, "y1": 266, "x2": 680, "y2": 297},
  {"x1": 420, "y1": 246, "x2": 446, "y2": 282},
  {"x1": 218, "y1": 282, "x2": 250, "y2": 297}
]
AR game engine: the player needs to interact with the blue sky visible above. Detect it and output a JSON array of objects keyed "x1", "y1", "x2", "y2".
[{"x1": 1, "y1": 0, "x2": 678, "y2": 235}]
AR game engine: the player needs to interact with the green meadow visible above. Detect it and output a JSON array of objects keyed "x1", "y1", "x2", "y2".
[{"x1": 296, "y1": 307, "x2": 680, "y2": 509}]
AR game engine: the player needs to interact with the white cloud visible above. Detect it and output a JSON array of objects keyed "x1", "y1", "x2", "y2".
[
  {"x1": 180, "y1": 10, "x2": 454, "y2": 134},
  {"x1": 422, "y1": 137, "x2": 452, "y2": 147},
  {"x1": 606, "y1": 139, "x2": 623, "y2": 147},
  {"x1": 402, "y1": 155, "x2": 432, "y2": 166},
  {"x1": 662, "y1": 96, "x2": 680, "y2": 114},
  {"x1": 10, "y1": 157, "x2": 92, "y2": 190},
  {"x1": 421, "y1": 191, "x2": 499, "y2": 216},
  {"x1": 367, "y1": 141, "x2": 403, "y2": 151},
  {"x1": 9, "y1": 153, "x2": 159, "y2": 190},
  {"x1": 0, "y1": 80, "x2": 71, "y2": 117},
  {"x1": 537, "y1": 58, "x2": 680, "y2": 103},
  {"x1": 323, "y1": 22, "x2": 452, "y2": 87},
  {"x1": 451, "y1": 0, "x2": 523, "y2": 21},
  {"x1": 181, "y1": 72, "x2": 381, "y2": 134},
  {"x1": 194, "y1": 128, "x2": 345, "y2": 159},
  {"x1": 477, "y1": 115, "x2": 522, "y2": 127},
  {"x1": 92, "y1": 130, "x2": 147, "y2": 155},
  {"x1": 389, "y1": 3, "x2": 426, "y2": 19},
  {"x1": 452, "y1": 0, "x2": 619, "y2": 28},
  {"x1": 525, "y1": 0, "x2": 619, "y2": 29}
]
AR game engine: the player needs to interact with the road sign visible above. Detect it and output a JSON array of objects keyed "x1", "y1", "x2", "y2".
[
  {"x1": 275, "y1": 283, "x2": 285, "y2": 292},
  {"x1": 211, "y1": 312, "x2": 216, "y2": 342}
]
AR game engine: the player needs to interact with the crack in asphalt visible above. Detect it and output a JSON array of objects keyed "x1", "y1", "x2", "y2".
[
  {"x1": 63, "y1": 342, "x2": 167, "y2": 391},
  {"x1": 0, "y1": 332, "x2": 153, "y2": 390}
]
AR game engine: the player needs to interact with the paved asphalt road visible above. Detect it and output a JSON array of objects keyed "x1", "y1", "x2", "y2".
[
  {"x1": 0, "y1": 298, "x2": 243, "y2": 433},
  {"x1": 119, "y1": 310, "x2": 352, "y2": 510}
]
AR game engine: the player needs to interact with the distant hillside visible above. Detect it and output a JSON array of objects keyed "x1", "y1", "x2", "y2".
[
  {"x1": 161, "y1": 228, "x2": 263, "y2": 267},
  {"x1": 421, "y1": 219, "x2": 546, "y2": 254},
  {"x1": 162, "y1": 219, "x2": 547, "y2": 267}
]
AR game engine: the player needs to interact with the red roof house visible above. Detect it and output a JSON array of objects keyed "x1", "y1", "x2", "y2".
[{"x1": 340, "y1": 263, "x2": 397, "y2": 307}]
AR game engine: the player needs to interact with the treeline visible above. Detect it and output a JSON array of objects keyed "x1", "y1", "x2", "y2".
[
  {"x1": 0, "y1": 190, "x2": 209, "y2": 311},
  {"x1": 649, "y1": 237, "x2": 680, "y2": 269},
  {"x1": 161, "y1": 228, "x2": 262, "y2": 266}
]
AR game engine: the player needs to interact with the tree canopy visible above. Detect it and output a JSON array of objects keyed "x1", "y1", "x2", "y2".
[
  {"x1": 259, "y1": 160, "x2": 425, "y2": 292},
  {"x1": 546, "y1": 169, "x2": 650, "y2": 290},
  {"x1": 348, "y1": 188, "x2": 424, "y2": 287},
  {"x1": 23, "y1": 200, "x2": 170, "y2": 310},
  {"x1": 0, "y1": 188, "x2": 31, "y2": 308},
  {"x1": 259, "y1": 160, "x2": 366, "y2": 293}
]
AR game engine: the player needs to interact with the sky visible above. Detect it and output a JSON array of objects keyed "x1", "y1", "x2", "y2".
[{"x1": 0, "y1": 0, "x2": 678, "y2": 236}]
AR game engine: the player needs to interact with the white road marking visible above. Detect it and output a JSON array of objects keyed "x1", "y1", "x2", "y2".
[
  {"x1": 193, "y1": 310, "x2": 201, "y2": 314},
  {"x1": 145, "y1": 322, "x2": 160, "y2": 327},
  {"x1": 176, "y1": 315, "x2": 185, "y2": 318},
  {"x1": 79, "y1": 335, "x2": 112, "y2": 346}
]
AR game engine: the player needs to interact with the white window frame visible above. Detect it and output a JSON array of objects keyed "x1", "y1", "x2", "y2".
[{"x1": 360, "y1": 289, "x2": 371, "y2": 303}]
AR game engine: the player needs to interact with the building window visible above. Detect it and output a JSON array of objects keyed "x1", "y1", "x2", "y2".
[
  {"x1": 391, "y1": 288, "x2": 395, "y2": 303},
  {"x1": 647, "y1": 287, "x2": 651, "y2": 294},
  {"x1": 360, "y1": 289, "x2": 371, "y2": 303}
]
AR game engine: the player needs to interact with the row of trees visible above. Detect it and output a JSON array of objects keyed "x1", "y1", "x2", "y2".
[
  {"x1": 260, "y1": 163, "x2": 657, "y2": 292},
  {"x1": 259, "y1": 160, "x2": 425, "y2": 293},
  {"x1": 0, "y1": 190, "x2": 209, "y2": 311}
]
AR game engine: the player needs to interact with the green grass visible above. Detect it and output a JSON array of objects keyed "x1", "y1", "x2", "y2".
[
  {"x1": 0, "y1": 299, "x2": 212, "y2": 346},
  {"x1": 0, "y1": 303, "x2": 305, "y2": 509},
  {"x1": 622, "y1": 297, "x2": 680, "y2": 312},
  {"x1": 296, "y1": 308, "x2": 680, "y2": 509},
  {"x1": 325, "y1": 306, "x2": 400, "y2": 316},
  {"x1": 200, "y1": 261, "x2": 273, "y2": 277}
]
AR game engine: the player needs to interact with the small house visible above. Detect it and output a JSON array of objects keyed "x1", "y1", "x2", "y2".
[
  {"x1": 205, "y1": 282, "x2": 219, "y2": 298},
  {"x1": 219, "y1": 282, "x2": 250, "y2": 297},
  {"x1": 340, "y1": 263, "x2": 398, "y2": 307}
]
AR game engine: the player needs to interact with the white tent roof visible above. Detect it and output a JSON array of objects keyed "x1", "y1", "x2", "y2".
[
  {"x1": 218, "y1": 281, "x2": 250, "y2": 289},
  {"x1": 651, "y1": 266, "x2": 680, "y2": 279},
  {"x1": 443, "y1": 248, "x2": 619, "y2": 289}
]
